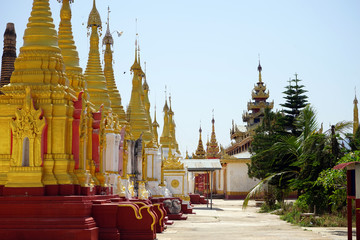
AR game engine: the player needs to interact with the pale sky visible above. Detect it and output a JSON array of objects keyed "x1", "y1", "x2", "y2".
[{"x1": 1, "y1": 0, "x2": 359, "y2": 155}]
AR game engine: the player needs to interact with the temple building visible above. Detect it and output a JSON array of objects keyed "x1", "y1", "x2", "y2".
[{"x1": 216, "y1": 62, "x2": 272, "y2": 199}]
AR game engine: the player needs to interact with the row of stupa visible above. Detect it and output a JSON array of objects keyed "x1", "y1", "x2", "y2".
[{"x1": 0, "y1": 0, "x2": 186, "y2": 199}]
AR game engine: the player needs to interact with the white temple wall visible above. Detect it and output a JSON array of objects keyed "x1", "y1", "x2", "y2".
[
  {"x1": 104, "y1": 133, "x2": 115, "y2": 172},
  {"x1": 187, "y1": 171, "x2": 195, "y2": 193},
  {"x1": 164, "y1": 172, "x2": 186, "y2": 196},
  {"x1": 225, "y1": 161, "x2": 259, "y2": 199},
  {"x1": 104, "y1": 133, "x2": 121, "y2": 190},
  {"x1": 161, "y1": 147, "x2": 169, "y2": 160},
  {"x1": 145, "y1": 148, "x2": 159, "y2": 180}
]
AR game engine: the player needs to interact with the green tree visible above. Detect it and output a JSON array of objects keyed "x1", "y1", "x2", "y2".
[
  {"x1": 248, "y1": 108, "x2": 286, "y2": 180},
  {"x1": 248, "y1": 104, "x2": 351, "y2": 212},
  {"x1": 280, "y1": 74, "x2": 308, "y2": 136}
]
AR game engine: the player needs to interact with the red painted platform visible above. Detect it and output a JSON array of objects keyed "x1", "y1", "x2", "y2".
[
  {"x1": 0, "y1": 195, "x2": 103, "y2": 240},
  {"x1": 167, "y1": 213, "x2": 188, "y2": 220}
]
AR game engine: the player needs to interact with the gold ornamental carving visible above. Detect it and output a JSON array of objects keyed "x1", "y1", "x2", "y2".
[
  {"x1": 171, "y1": 179, "x2": 179, "y2": 188},
  {"x1": 10, "y1": 87, "x2": 46, "y2": 167}
]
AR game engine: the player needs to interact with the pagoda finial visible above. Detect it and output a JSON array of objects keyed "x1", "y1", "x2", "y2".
[
  {"x1": 169, "y1": 92, "x2": 173, "y2": 113},
  {"x1": 130, "y1": 29, "x2": 140, "y2": 72},
  {"x1": 208, "y1": 110, "x2": 220, "y2": 158},
  {"x1": 258, "y1": 56, "x2": 262, "y2": 83},
  {"x1": 212, "y1": 109, "x2": 215, "y2": 124},
  {"x1": 102, "y1": 6, "x2": 113, "y2": 46},
  {"x1": 143, "y1": 61, "x2": 149, "y2": 91},
  {"x1": 153, "y1": 105, "x2": 158, "y2": 123},
  {"x1": 152, "y1": 104, "x2": 160, "y2": 146},
  {"x1": 354, "y1": 86, "x2": 359, "y2": 135},
  {"x1": 88, "y1": 0, "x2": 101, "y2": 28}
]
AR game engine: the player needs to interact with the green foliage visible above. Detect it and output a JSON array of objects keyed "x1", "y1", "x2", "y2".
[
  {"x1": 316, "y1": 151, "x2": 360, "y2": 212},
  {"x1": 248, "y1": 108, "x2": 288, "y2": 180},
  {"x1": 280, "y1": 202, "x2": 349, "y2": 227},
  {"x1": 247, "y1": 76, "x2": 354, "y2": 217}
]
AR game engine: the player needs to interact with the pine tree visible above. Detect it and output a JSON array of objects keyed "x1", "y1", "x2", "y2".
[{"x1": 280, "y1": 74, "x2": 308, "y2": 136}]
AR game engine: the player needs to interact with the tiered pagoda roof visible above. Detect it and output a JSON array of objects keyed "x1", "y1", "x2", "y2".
[{"x1": 242, "y1": 61, "x2": 273, "y2": 132}]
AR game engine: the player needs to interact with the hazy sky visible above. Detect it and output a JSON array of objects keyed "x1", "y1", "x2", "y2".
[{"x1": 1, "y1": 0, "x2": 359, "y2": 155}]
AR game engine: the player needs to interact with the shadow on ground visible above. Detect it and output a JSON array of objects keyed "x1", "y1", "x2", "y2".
[{"x1": 193, "y1": 207, "x2": 224, "y2": 211}]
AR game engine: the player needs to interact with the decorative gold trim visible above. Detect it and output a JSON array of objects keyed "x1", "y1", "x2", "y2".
[
  {"x1": 221, "y1": 159, "x2": 251, "y2": 164},
  {"x1": 118, "y1": 204, "x2": 156, "y2": 231},
  {"x1": 153, "y1": 204, "x2": 164, "y2": 226},
  {"x1": 147, "y1": 178, "x2": 158, "y2": 181},
  {"x1": 226, "y1": 191, "x2": 249, "y2": 196}
]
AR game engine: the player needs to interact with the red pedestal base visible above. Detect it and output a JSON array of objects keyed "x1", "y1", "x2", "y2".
[
  {"x1": 167, "y1": 213, "x2": 188, "y2": 220},
  {"x1": 45, "y1": 185, "x2": 59, "y2": 196},
  {"x1": 59, "y1": 184, "x2": 75, "y2": 195},
  {"x1": 0, "y1": 196, "x2": 100, "y2": 240},
  {"x1": 3, "y1": 186, "x2": 45, "y2": 196}
]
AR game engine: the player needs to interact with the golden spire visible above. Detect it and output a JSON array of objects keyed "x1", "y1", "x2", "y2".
[
  {"x1": 58, "y1": 0, "x2": 84, "y2": 94},
  {"x1": 103, "y1": 6, "x2": 127, "y2": 125},
  {"x1": 160, "y1": 89, "x2": 171, "y2": 148},
  {"x1": 206, "y1": 111, "x2": 220, "y2": 159},
  {"x1": 130, "y1": 31, "x2": 141, "y2": 72},
  {"x1": 127, "y1": 35, "x2": 152, "y2": 143},
  {"x1": 138, "y1": 42, "x2": 146, "y2": 104},
  {"x1": 5, "y1": 0, "x2": 68, "y2": 87},
  {"x1": 193, "y1": 125, "x2": 206, "y2": 159},
  {"x1": 168, "y1": 94, "x2": 180, "y2": 153},
  {"x1": 84, "y1": 0, "x2": 111, "y2": 110},
  {"x1": 88, "y1": 0, "x2": 101, "y2": 27},
  {"x1": 142, "y1": 61, "x2": 157, "y2": 146},
  {"x1": 152, "y1": 105, "x2": 160, "y2": 146},
  {"x1": 354, "y1": 89, "x2": 359, "y2": 135}
]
